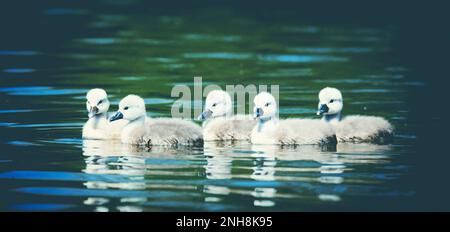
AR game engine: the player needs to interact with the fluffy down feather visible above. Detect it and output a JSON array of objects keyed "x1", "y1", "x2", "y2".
[
  {"x1": 317, "y1": 87, "x2": 394, "y2": 144},
  {"x1": 82, "y1": 88, "x2": 127, "y2": 140},
  {"x1": 335, "y1": 115, "x2": 394, "y2": 144},
  {"x1": 252, "y1": 92, "x2": 337, "y2": 146},
  {"x1": 111, "y1": 94, "x2": 203, "y2": 147},
  {"x1": 251, "y1": 119, "x2": 337, "y2": 146},
  {"x1": 199, "y1": 90, "x2": 255, "y2": 141},
  {"x1": 203, "y1": 115, "x2": 256, "y2": 141},
  {"x1": 82, "y1": 114, "x2": 127, "y2": 140},
  {"x1": 122, "y1": 118, "x2": 203, "y2": 147}
]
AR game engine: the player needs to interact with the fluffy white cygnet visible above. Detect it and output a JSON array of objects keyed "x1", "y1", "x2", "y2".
[
  {"x1": 198, "y1": 90, "x2": 256, "y2": 141},
  {"x1": 109, "y1": 94, "x2": 203, "y2": 147},
  {"x1": 317, "y1": 87, "x2": 394, "y2": 144},
  {"x1": 82, "y1": 88, "x2": 127, "y2": 140},
  {"x1": 251, "y1": 92, "x2": 337, "y2": 146}
]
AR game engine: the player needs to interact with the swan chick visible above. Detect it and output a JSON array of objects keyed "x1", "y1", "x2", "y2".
[
  {"x1": 110, "y1": 94, "x2": 203, "y2": 147},
  {"x1": 82, "y1": 88, "x2": 127, "y2": 140},
  {"x1": 251, "y1": 92, "x2": 337, "y2": 146},
  {"x1": 317, "y1": 87, "x2": 394, "y2": 144},
  {"x1": 198, "y1": 90, "x2": 256, "y2": 141}
]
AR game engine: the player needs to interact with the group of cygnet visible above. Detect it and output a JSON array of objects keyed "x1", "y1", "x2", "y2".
[
  {"x1": 82, "y1": 89, "x2": 202, "y2": 147},
  {"x1": 82, "y1": 87, "x2": 393, "y2": 147}
]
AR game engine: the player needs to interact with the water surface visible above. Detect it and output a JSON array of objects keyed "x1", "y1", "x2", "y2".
[{"x1": 0, "y1": 0, "x2": 425, "y2": 211}]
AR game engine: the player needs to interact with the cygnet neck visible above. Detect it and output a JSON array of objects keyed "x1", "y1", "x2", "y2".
[
  {"x1": 122, "y1": 115, "x2": 146, "y2": 137},
  {"x1": 128, "y1": 115, "x2": 146, "y2": 125},
  {"x1": 323, "y1": 113, "x2": 341, "y2": 124},
  {"x1": 215, "y1": 110, "x2": 232, "y2": 119},
  {"x1": 94, "y1": 112, "x2": 107, "y2": 118},
  {"x1": 90, "y1": 112, "x2": 107, "y2": 128},
  {"x1": 256, "y1": 117, "x2": 278, "y2": 132},
  {"x1": 204, "y1": 111, "x2": 231, "y2": 126}
]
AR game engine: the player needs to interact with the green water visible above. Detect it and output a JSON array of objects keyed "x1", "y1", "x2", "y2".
[{"x1": 0, "y1": 0, "x2": 429, "y2": 211}]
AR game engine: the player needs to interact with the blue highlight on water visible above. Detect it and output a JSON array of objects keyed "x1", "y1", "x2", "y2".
[
  {"x1": 11, "y1": 203, "x2": 75, "y2": 211},
  {"x1": 259, "y1": 54, "x2": 348, "y2": 63},
  {"x1": 3, "y1": 68, "x2": 35, "y2": 73},
  {"x1": 0, "y1": 86, "x2": 87, "y2": 96},
  {"x1": 0, "y1": 50, "x2": 40, "y2": 56}
]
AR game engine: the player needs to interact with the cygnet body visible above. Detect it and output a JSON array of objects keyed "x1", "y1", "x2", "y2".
[
  {"x1": 82, "y1": 88, "x2": 127, "y2": 140},
  {"x1": 251, "y1": 92, "x2": 337, "y2": 146},
  {"x1": 109, "y1": 94, "x2": 203, "y2": 147},
  {"x1": 198, "y1": 90, "x2": 256, "y2": 141},
  {"x1": 317, "y1": 87, "x2": 394, "y2": 144}
]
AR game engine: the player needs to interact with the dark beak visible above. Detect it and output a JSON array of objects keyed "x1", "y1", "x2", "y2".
[
  {"x1": 254, "y1": 108, "x2": 264, "y2": 119},
  {"x1": 317, "y1": 104, "x2": 329, "y2": 116},
  {"x1": 109, "y1": 111, "x2": 124, "y2": 122},
  {"x1": 88, "y1": 106, "x2": 99, "y2": 118},
  {"x1": 197, "y1": 109, "x2": 213, "y2": 121}
]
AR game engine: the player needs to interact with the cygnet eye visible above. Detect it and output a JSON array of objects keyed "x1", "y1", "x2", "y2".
[
  {"x1": 87, "y1": 100, "x2": 90, "y2": 104},
  {"x1": 98, "y1": 100, "x2": 103, "y2": 105},
  {"x1": 212, "y1": 103, "x2": 217, "y2": 107},
  {"x1": 265, "y1": 102, "x2": 271, "y2": 107},
  {"x1": 124, "y1": 106, "x2": 129, "y2": 110},
  {"x1": 329, "y1": 99, "x2": 335, "y2": 103}
]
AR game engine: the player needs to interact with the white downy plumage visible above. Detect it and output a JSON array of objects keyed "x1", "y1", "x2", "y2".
[
  {"x1": 198, "y1": 90, "x2": 255, "y2": 141},
  {"x1": 82, "y1": 88, "x2": 127, "y2": 140},
  {"x1": 317, "y1": 87, "x2": 394, "y2": 144},
  {"x1": 110, "y1": 94, "x2": 203, "y2": 147},
  {"x1": 251, "y1": 92, "x2": 337, "y2": 146}
]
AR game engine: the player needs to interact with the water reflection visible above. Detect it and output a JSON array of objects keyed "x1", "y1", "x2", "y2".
[
  {"x1": 249, "y1": 145, "x2": 277, "y2": 207},
  {"x1": 82, "y1": 140, "x2": 149, "y2": 212},
  {"x1": 80, "y1": 140, "x2": 394, "y2": 209},
  {"x1": 0, "y1": 136, "x2": 402, "y2": 211},
  {"x1": 203, "y1": 142, "x2": 233, "y2": 201},
  {"x1": 81, "y1": 140, "x2": 207, "y2": 211}
]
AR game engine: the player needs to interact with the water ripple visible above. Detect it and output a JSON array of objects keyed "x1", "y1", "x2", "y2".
[
  {"x1": 0, "y1": 50, "x2": 40, "y2": 56},
  {"x1": 183, "y1": 52, "x2": 252, "y2": 60},
  {"x1": 0, "y1": 86, "x2": 87, "y2": 96},
  {"x1": 11, "y1": 203, "x2": 76, "y2": 211},
  {"x1": 258, "y1": 54, "x2": 348, "y2": 63},
  {"x1": 3, "y1": 68, "x2": 35, "y2": 73}
]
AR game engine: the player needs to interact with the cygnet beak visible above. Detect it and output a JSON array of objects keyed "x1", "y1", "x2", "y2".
[
  {"x1": 109, "y1": 111, "x2": 124, "y2": 122},
  {"x1": 317, "y1": 104, "x2": 329, "y2": 116},
  {"x1": 253, "y1": 108, "x2": 263, "y2": 119},
  {"x1": 197, "y1": 109, "x2": 213, "y2": 121},
  {"x1": 88, "y1": 106, "x2": 99, "y2": 118}
]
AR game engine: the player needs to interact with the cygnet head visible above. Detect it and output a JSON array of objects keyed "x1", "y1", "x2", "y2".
[
  {"x1": 198, "y1": 90, "x2": 232, "y2": 120},
  {"x1": 317, "y1": 87, "x2": 343, "y2": 116},
  {"x1": 86, "y1": 88, "x2": 110, "y2": 118},
  {"x1": 110, "y1": 94, "x2": 146, "y2": 122},
  {"x1": 253, "y1": 92, "x2": 277, "y2": 121}
]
